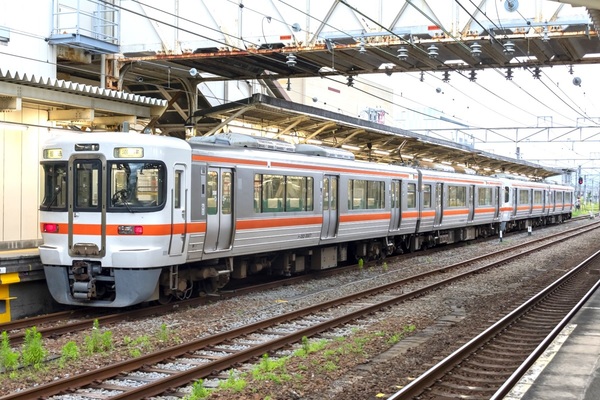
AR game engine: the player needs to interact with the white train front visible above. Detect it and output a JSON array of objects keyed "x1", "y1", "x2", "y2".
[{"x1": 39, "y1": 132, "x2": 574, "y2": 307}]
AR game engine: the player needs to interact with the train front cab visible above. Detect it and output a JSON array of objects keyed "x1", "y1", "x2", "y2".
[
  {"x1": 39, "y1": 133, "x2": 192, "y2": 307},
  {"x1": 499, "y1": 179, "x2": 573, "y2": 232}
]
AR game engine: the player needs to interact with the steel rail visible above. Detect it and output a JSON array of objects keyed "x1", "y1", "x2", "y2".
[
  {"x1": 388, "y1": 249, "x2": 600, "y2": 400},
  {"x1": 2, "y1": 222, "x2": 598, "y2": 399},
  {"x1": 4, "y1": 219, "x2": 596, "y2": 343},
  {"x1": 490, "y1": 268, "x2": 600, "y2": 399}
]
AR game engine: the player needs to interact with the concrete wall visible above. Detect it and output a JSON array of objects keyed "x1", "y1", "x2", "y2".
[
  {"x1": 0, "y1": 1, "x2": 56, "y2": 249},
  {"x1": 10, "y1": 280, "x2": 61, "y2": 320},
  {"x1": 0, "y1": 1, "x2": 56, "y2": 78},
  {"x1": 0, "y1": 110, "x2": 47, "y2": 249}
]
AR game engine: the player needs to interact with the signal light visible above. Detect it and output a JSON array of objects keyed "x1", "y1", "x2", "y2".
[
  {"x1": 43, "y1": 223, "x2": 59, "y2": 233},
  {"x1": 578, "y1": 177, "x2": 583, "y2": 185}
]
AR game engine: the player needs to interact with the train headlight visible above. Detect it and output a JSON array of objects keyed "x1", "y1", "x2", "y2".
[
  {"x1": 118, "y1": 225, "x2": 144, "y2": 235},
  {"x1": 43, "y1": 223, "x2": 59, "y2": 233},
  {"x1": 43, "y1": 148, "x2": 63, "y2": 159}
]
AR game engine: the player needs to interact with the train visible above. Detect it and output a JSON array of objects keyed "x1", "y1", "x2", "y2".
[{"x1": 39, "y1": 131, "x2": 574, "y2": 307}]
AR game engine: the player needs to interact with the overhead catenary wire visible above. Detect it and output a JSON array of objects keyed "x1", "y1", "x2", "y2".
[
  {"x1": 333, "y1": 0, "x2": 574, "y2": 127},
  {"x1": 104, "y1": 0, "x2": 596, "y2": 129},
  {"x1": 457, "y1": 0, "x2": 599, "y2": 126},
  {"x1": 8, "y1": 0, "x2": 594, "y2": 134},
  {"x1": 166, "y1": 0, "x2": 598, "y2": 130}
]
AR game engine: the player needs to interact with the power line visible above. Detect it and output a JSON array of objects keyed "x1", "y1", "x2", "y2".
[
  {"x1": 456, "y1": 0, "x2": 598, "y2": 126},
  {"x1": 10, "y1": 1, "x2": 596, "y2": 133}
]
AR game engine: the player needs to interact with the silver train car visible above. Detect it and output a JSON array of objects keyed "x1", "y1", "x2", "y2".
[{"x1": 39, "y1": 132, "x2": 573, "y2": 307}]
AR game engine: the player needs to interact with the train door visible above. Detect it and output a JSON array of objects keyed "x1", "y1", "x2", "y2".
[
  {"x1": 204, "y1": 168, "x2": 234, "y2": 252},
  {"x1": 434, "y1": 183, "x2": 443, "y2": 226},
  {"x1": 529, "y1": 189, "x2": 534, "y2": 214},
  {"x1": 169, "y1": 164, "x2": 187, "y2": 256},
  {"x1": 512, "y1": 188, "x2": 518, "y2": 216},
  {"x1": 321, "y1": 175, "x2": 339, "y2": 239},
  {"x1": 494, "y1": 187, "x2": 500, "y2": 219},
  {"x1": 69, "y1": 157, "x2": 104, "y2": 257},
  {"x1": 389, "y1": 180, "x2": 401, "y2": 231},
  {"x1": 468, "y1": 184, "x2": 475, "y2": 222}
]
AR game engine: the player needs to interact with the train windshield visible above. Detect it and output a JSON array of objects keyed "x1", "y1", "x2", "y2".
[
  {"x1": 109, "y1": 161, "x2": 166, "y2": 210},
  {"x1": 40, "y1": 162, "x2": 68, "y2": 210}
]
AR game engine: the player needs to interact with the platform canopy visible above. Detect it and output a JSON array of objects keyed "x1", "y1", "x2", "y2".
[{"x1": 192, "y1": 94, "x2": 566, "y2": 179}]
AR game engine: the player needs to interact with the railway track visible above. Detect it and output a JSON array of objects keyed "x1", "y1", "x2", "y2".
[
  {"x1": 389, "y1": 249, "x2": 600, "y2": 400},
  {"x1": 2, "y1": 221, "x2": 599, "y2": 399},
  {"x1": 0, "y1": 270, "x2": 341, "y2": 345},
  {"x1": 2, "y1": 219, "x2": 596, "y2": 346}
]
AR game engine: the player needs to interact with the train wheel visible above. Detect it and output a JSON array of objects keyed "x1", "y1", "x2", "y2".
[
  {"x1": 158, "y1": 292, "x2": 172, "y2": 305},
  {"x1": 202, "y1": 278, "x2": 219, "y2": 294}
]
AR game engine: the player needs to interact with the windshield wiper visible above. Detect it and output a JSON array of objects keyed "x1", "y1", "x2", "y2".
[
  {"x1": 122, "y1": 198, "x2": 134, "y2": 213},
  {"x1": 112, "y1": 189, "x2": 135, "y2": 213},
  {"x1": 44, "y1": 185, "x2": 62, "y2": 211}
]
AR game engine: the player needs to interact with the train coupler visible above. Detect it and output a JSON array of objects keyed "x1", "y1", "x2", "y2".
[
  {"x1": 71, "y1": 261, "x2": 101, "y2": 300},
  {"x1": 72, "y1": 280, "x2": 97, "y2": 299}
]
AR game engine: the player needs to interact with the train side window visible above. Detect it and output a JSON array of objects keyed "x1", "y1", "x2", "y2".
[
  {"x1": 556, "y1": 191, "x2": 563, "y2": 206},
  {"x1": 533, "y1": 190, "x2": 543, "y2": 204},
  {"x1": 174, "y1": 170, "x2": 182, "y2": 209},
  {"x1": 347, "y1": 181, "x2": 352, "y2": 209},
  {"x1": 207, "y1": 171, "x2": 218, "y2": 215},
  {"x1": 407, "y1": 183, "x2": 416, "y2": 209},
  {"x1": 330, "y1": 177, "x2": 337, "y2": 211},
  {"x1": 262, "y1": 174, "x2": 284, "y2": 212},
  {"x1": 478, "y1": 187, "x2": 492, "y2": 206},
  {"x1": 254, "y1": 174, "x2": 314, "y2": 213},
  {"x1": 366, "y1": 180, "x2": 384, "y2": 209},
  {"x1": 448, "y1": 185, "x2": 466, "y2": 207},
  {"x1": 565, "y1": 191, "x2": 572, "y2": 205},
  {"x1": 254, "y1": 174, "x2": 262, "y2": 212},
  {"x1": 221, "y1": 172, "x2": 232, "y2": 215},
  {"x1": 422, "y1": 184, "x2": 431, "y2": 208},
  {"x1": 285, "y1": 176, "x2": 314, "y2": 212},
  {"x1": 306, "y1": 177, "x2": 314, "y2": 211},
  {"x1": 519, "y1": 189, "x2": 529, "y2": 204},
  {"x1": 349, "y1": 180, "x2": 366, "y2": 209},
  {"x1": 504, "y1": 186, "x2": 510, "y2": 203},
  {"x1": 348, "y1": 179, "x2": 384, "y2": 209}
]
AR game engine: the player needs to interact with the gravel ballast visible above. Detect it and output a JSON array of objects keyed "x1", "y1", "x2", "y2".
[{"x1": 2, "y1": 219, "x2": 598, "y2": 399}]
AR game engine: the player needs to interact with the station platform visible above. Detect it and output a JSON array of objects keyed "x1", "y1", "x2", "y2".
[
  {"x1": 505, "y1": 281, "x2": 600, "y2": 400},
  {"x1": 0, "y1": 247, "x2": 56, "y2": 323},
  {"x1": 0, "y1": 246, "x2": 43, "y2": 280}
]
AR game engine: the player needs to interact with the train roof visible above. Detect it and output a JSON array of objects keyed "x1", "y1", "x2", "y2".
[
  {"x1": 419, "y1": 168, "x2": 504, "y2": 185},
  {"x1": 189, "y1": 133, "x2": 510, "y2": 185},
  {"x1": 189, "y1": 133, "x2": 418, "y2": 177},
  {"x1": 41, "y1": 131, "x2": 191, "y2": 151},
  {"x1": 494, "y1": 174, "x2": 573, "y2": 190},
  {"x1": 190, "y1": 133, "x2": 356, "y2": 160}
]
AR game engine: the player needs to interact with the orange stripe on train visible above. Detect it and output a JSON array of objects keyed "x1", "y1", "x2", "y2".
[
  {"x1": 340, "y1": 212, "x2": 391, "y2": 222},
  {"x1": 237, "y1": 216, "x2": 323, "y2": 230},
  {"x1": 41, "y1": 222, "x2": 207, "y2": 236}
]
